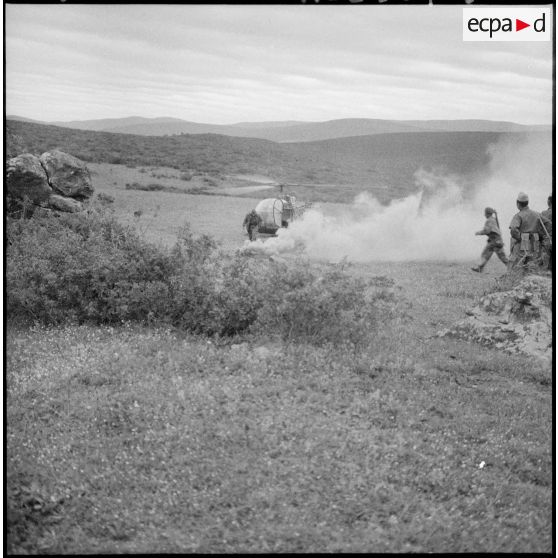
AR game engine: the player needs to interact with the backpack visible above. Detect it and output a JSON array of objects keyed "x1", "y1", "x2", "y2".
[{"x1": 248, "y1": 212, "x2": 260, "y2": 227}]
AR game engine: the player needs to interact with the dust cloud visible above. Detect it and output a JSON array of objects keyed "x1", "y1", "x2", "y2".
[{"x1": 245, "y1": 133, "x2": 552, "y2": 263}]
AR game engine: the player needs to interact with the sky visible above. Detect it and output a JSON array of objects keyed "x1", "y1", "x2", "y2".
[{"x1": 4, "y1": 3, "x2": 554, "y2": 125}]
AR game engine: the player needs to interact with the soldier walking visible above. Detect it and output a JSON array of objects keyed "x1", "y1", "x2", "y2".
[
  {"x1": 243, "y1": 209, "x2": 262, "y2": 241},
  {"x1": 472, "y1": 207, "x2": 508, "y2": 272}
]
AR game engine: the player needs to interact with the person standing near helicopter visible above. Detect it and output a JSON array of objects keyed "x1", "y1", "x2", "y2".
[{"x1": 243, "y1": 209, "x2": 262, "y2": 241}]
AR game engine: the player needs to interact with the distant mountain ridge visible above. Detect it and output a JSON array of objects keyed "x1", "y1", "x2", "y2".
[
  {"x1": 51, "y1": 116, "x2": 186, "y2": 132},
  {"x1": 7, "y1": 115, "x2": 550, "y2": 143}
]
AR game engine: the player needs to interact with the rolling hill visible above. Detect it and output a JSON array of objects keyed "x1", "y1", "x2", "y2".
[
  {"x1": 7, "y1": 115, "x2": 550, "y2": 143},
  {"x1": 6, "y1": 119, "x2": 551, "y2": 203},
  {"x1": 50, "y1": 116, "x2": 186, "y2": 132}
]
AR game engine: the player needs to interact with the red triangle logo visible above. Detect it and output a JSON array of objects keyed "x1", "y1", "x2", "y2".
[{"x1": 516, "y1": 19, "x2": 530, "y2": 31}]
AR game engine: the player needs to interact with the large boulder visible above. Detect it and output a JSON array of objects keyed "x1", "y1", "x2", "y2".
[
  {"x1": 7, "y1": 150, "x2": 94, "y2": 215},
  {"x1": 39, "y1": 150, "x2": 93, "y2": 200},
  {"x1": 438, "y1": 275, "x2": 552, "y2": 364},
  {"x1": 6, "y1": 153, "x2": 52, "y2": 205}
]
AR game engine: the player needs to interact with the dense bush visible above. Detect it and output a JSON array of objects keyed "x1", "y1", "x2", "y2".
[
  {"x1": 7, "y1": 210, "x2": 180, "y2": 324},
  {"x1": 6, "y1": 210, "x2": 391, "y2": 346},
  {"x1": 125, "y1": 182, "x2": 183, "y2": 193},
  {"x1": 125, "y1": 182, "x2": 165, "y2": 191},
  {"x1": 169, "y1": 251, "x2": 278, "y2": 336},
  {"x1": 254, "y1": 265, "x2": 394, "y2": 346},
  {"x1": 96, "y1": 192, "x2": 115, "y2": 205}
]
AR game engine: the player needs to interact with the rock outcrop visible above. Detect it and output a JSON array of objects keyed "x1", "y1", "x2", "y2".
[
  {"x1": 438, "y1": 275, "x2": 552, "y2": 364},
  {"x1": 6, "y1": 150, "x2": 93, "y2": 214},
  {"x1": 6, "y1": 153, "x2": 52, "y2": 204},
  {"x1": 40, "y1": 150, "x2": 93, "y2": 200}
]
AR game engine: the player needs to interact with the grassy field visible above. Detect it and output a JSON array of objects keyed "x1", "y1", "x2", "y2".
[
  {"x1": 6, "y1": 274, "x2": 552, "y2": 554},
  {"x1": 89, "y1": 162, "x2": 351, "y2": 249},
  {"x1": 89, "y1": 163, "x2": 262, "y2": 249},
  {"x1": 6, "y1": 162, "x2": 553, "y2": 553}
]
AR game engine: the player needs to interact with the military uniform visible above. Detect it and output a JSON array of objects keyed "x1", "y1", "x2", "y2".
[
  {"x1": 243, "y1": 210, "x2": 262, "y2": 241},
  {"x1": 509, "y1": 202, "x2": 545, "y2": 268},
  {"x1": 473, "y1": 213, "x2": 508, "y2": 272},
  {"x1": 540, "y1": 206, "x2": 553, "y2": 271},
  {"x1": 541, "y1": 206, "x2": 553, "y2": 227}
]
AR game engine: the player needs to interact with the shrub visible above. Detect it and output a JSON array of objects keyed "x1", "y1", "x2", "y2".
[
  {"x1": 169, "y1": 252, "x2": 278, "y2": 336},
  {"x1": 5, "y1": 195, "x2": 37, "y2": 219},
  {"x1": 6, "y1": 210, "x2": 182, "y2": 324},
  {"x1": 203, "y1": 177, "x2": 218, "y2": 187},
  {"x1": 187, "y1": 187, "x2": 209, "y2": 195},
  {"x1": 125, "y1": 183, "x2": 182, "y2": 193},
  {"x1": 125, "y1": 182, "x2": 164, "y2": 191},
  {"x1": 254, "y1": 263, "x2": 394, "y2": 347},
  {"x1": 6, "y1": 211, "x2": 393, "y2": 347},
  {"x1": 169, "y1": 252, "x2": 392, "y2": 345},
  {"x1": 96, "y1": 192, "x2": 115, "y2": 205}
]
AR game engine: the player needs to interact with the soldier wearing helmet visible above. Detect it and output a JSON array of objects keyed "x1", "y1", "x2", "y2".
[
  {"x1": 471, "y1": 206, "x2": 508, "y2": 273},
  {"x1": 508, "y1": 192, "x2": 550, "y2": 269}
]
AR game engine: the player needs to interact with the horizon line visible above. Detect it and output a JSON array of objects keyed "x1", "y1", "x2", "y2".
[{"x1": 6, "y1": 114, "x2": 552, "y2": 128}]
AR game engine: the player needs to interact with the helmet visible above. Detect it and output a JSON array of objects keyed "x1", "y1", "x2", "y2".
[
  {"x1": 484, "y1": 207, "x2": 495, "y2": 215},
  {"x1": 517, "y1": 192, "x2": 529, "y2": 203}
]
